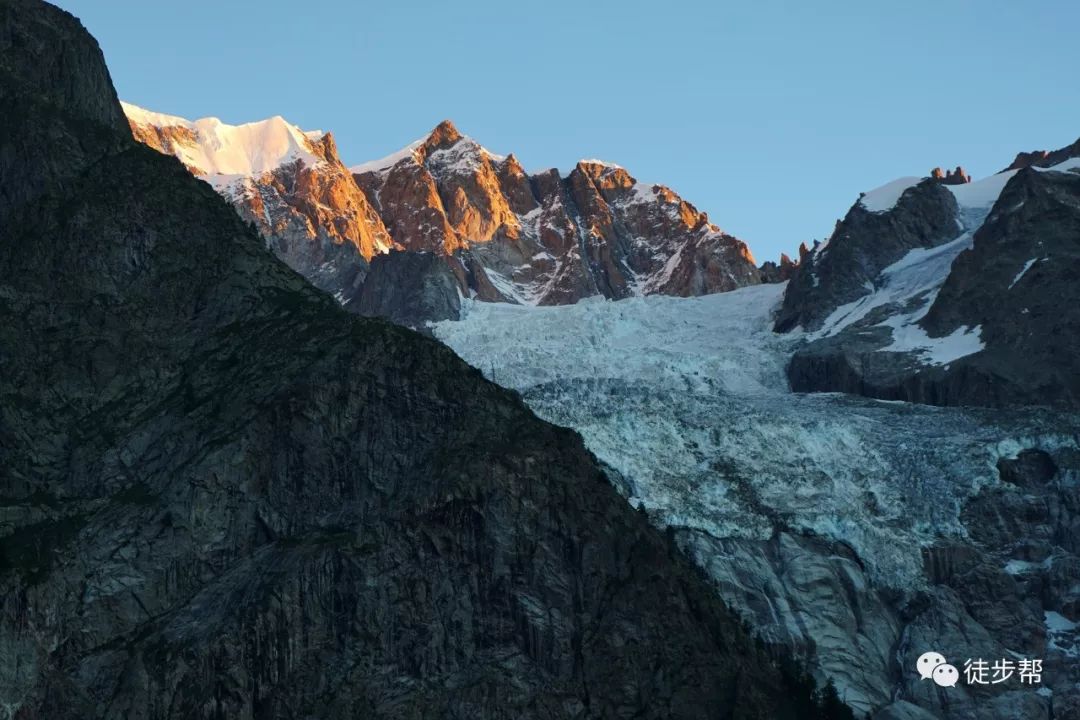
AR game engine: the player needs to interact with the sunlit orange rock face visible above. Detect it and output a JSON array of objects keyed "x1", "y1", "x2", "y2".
[
  {"x1": 125, "y1": 113, "x2": 393, "y2": 301},
  {"x1": 354, "y1": 120, "x2": 520, "y2": 256},
  {"x1": 128, "y1": 122, "x2": 202, "y2": 174},
  {"x1": 352, "y1": 147, "x2": 460, "y2": 255},
  {"x1": 1002, "y1": 137, "x2": 1080, "y2": 172},
  {"x1": 566, "y1": 161, "x2": 759, "y2": 297},
  {"x1": 353, "y1": 121, "x2": 761, "y2": 304},
  {"x1": 128, "y1": 110, "x2": 761, "y2": 306},
  {"x1": 231, "y1": 150, "x2": 393, "y2": 297},
  {"x1": 256, "y1": 139, "x2": 391, "y2": 258}
]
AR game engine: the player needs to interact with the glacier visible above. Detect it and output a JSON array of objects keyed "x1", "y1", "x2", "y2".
[
  {"x1": 436, "y1": 284, "x2": 1062, "y2": 584},
  {"x1": 434, "y1": 282, "x2": 1079, "y2": 717}
]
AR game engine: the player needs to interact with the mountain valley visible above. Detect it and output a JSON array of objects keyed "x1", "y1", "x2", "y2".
[{"x1": 3, "y1": 2, "x2": 1080, "y2": 719}]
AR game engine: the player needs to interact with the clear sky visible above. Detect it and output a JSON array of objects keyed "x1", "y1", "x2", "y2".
[{"x1": 55, "y1": 0, "x2": 1079, "y2": 262}]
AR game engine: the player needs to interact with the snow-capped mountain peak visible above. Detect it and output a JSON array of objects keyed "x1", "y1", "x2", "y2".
[
  {"x1": 122, "y1": 101, "x2": 325, "y2": 189},
  {"x1": 577, "y1": 158, "x2": 623, "y2": 170},
  {"x1": 858, "y1": 152, "x2": 1080, "y2": 217},
  {"x1": 122, "y1": 101, "x2": 394, "y2": 271},
  {"x1": 349, "y1": 120, "x2": 506, "y2": 176}
]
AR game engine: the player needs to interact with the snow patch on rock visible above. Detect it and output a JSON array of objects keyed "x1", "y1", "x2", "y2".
[
  {"x1": 816, "y1": 233, "x2": 973, "y2": 340},
  {"x1": 881, "y1": 319, "x2": 984, "y2": 365},
  {"x1": 947, "y1": 169, "x2": 1018, "y2": 210},
  {"x1": 859, "y1": 176, "x2": 923, "y2": 213},
  {"x1": 349, "y1": 139, "x2": 424, "y2": 175},
  {"x1": 1009, "y1": 258, "x2": 1042, "y2": 290}
]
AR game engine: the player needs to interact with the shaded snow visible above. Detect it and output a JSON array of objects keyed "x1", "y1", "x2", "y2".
[
  {"x1": 815, "y1": 232, "x2": 986, "y2": 366},
  {"x1": 864, "y1": 154, "x2": 1078, "y2": 219},
  {"x1": 350, "y1": 135, "x2": 505, "y2": 176},
  {"x1": 1010, "y1": 258, "x2": 1041, "y2": 289},
  {"x1": 816, "y1": 233, "x2": 974, "y2": 340},
  {"x1": 1045, "y1": 611, "x2": 1079, "y2": 659},
  {"x1": 947, "y1": 169, "x2": 1018, "y2": 209},
  {"x1": 1041, "y1": 156, "x2": 1080, "y2": 173},
  {"x1": 1045, "y1": 611, "x2": 1077, "y2": 633},
  {"x1": 426, "y1": 138, "x2": 497, "y2": 177},
  {"x1": 637, "y1": 244, "x2": 685, "y2": 295},
  {"x1": 946, "y1": 155, "x2": 1079, "y2": 210},
  {"x1": 628, "y1": 182, "x2": 657, "y2": 205},
  {"x1": 859, "y1": 177, "x2": 922, "y2": 212},
  {"x1": 1004, "y1": 558, "x2": 1051, "y2": 575},
  {"x1": 880, "y1": 320, "x2": 984, "y2": 365},
  {"x1": 818, "y1": 151, "x2": 1080, "y2": 363}
]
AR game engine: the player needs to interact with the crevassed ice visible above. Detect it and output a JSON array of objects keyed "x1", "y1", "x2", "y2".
[{"x1": 433, "y1": 284, "x2": 1073, "y2": 587}]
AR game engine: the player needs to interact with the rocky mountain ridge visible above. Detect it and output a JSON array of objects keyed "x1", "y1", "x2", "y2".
[
  {"x1": 778, "y1": 141, "x2": 1080, "y2": 409},
  {"x1": 123, "y1": 104, "x2": 764, "y2": 319}
]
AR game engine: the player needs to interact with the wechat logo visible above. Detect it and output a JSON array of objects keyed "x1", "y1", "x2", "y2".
[
  {"x1": 917, "y1": 651, "x2": 959, "y2": 688},
  {"x1": 917, "y1": 650, "x2": 1043, "y2": 687}
]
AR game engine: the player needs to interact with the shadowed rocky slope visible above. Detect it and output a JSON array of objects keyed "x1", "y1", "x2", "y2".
[
  {"x1": 778, "y1": 154, "x2": 1080, "y2": 409},
  {"x1": 774, "y1": 179, "x2": 960, "y2": 334},
  {"x1": 0, "y1": 2, "x2": 838, "y2": 718}
]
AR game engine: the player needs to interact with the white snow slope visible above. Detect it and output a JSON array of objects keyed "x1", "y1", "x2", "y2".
[{"x1": 122, "y1": 102, "x2": 324, "y2": 190}]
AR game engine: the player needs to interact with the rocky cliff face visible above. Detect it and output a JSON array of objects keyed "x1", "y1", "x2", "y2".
[
  {"x1": 125, "y1": 107, "x2": 761, "y2": 313},
  {"x1": 774, "y1": 178, "x2": 960, "y2": 333},
  {"x1": 360, "y1": 140, "x2": 760, "y2": 304},
  {"x1": 777, "y1": 148, "x2": 1080, "y2": 409},
  {"x1": 353, "y1": 250, "x2": 462, "y2": 332},
  {"x1": 919, "y1": 166, "x2": 1080, "y2": 406},
  {"x1": 0, "y1": 2, "x2": 837, "y2": 718},
  {"x1": 759, "y1": 253, "x2": 798, "y2": 283},
  {"x1": 353, "y1": 124, "x2": 762, "y2": 305},
  {"x1": 0, "y1": 0, "x2": 131, "y2": 219}
]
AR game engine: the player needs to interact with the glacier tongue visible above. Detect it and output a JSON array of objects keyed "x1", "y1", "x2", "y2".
[
  {"x1": 434, "y1": 283, "x2": 1079, "y2": 718},
  {"x1": 435, "y1": 283, "x2": 1036, "y2": 584}
]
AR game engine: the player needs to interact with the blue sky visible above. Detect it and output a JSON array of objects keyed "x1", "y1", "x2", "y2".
[{"x1": 56, "y1": 0, "x2": 1078, "y2": 262}]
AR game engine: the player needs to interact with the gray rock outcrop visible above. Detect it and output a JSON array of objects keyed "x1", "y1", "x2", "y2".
[
  {"x1": 774, "y1": 179, "x2": 959, "y2": 333},
  {"x1": 779, "y1": 151, "x2": 1080, "y2": 409},
  {"x1": 353, "y1": 250, "x2": 462, "y2": 331}
]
